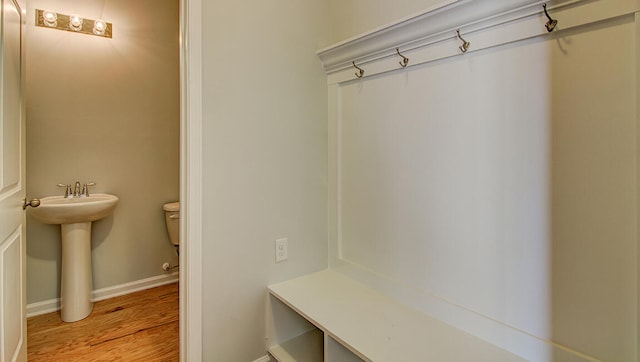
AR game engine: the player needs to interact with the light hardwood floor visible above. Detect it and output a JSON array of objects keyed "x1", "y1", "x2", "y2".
[{"x1": 27, "y1": 282, "x2": 179, "y2": 361}]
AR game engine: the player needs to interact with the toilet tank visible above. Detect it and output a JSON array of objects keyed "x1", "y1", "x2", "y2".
[{"x1": 163, "y1": 201, "x2": 180, "y2": 245}]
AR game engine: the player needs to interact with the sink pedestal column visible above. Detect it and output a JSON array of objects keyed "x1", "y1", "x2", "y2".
[{"x1": 60, "y1": 222, "x2": 93, "y2": 322}]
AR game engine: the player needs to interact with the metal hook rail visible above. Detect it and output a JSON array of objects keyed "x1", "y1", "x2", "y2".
[{"x1": 345, "y1": 3, "x2": 562, "y2": 80}]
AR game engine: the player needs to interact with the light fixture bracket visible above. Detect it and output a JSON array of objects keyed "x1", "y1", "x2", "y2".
[{"x1": 36, "y1": 9, "x2": 112, "y2": 38}]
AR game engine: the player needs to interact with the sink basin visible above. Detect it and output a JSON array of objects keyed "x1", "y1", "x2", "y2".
[{"x1": 29, "y1": 193, "x2": 118, "y2": 225}]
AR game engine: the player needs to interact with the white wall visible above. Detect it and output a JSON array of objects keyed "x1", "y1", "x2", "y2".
[
  {"x1": 331, "y1": 10, "x2": 637, "y2": 362},
  {"x1": 199, "y1": 1, "x2": 330, "y2": 361},
  {"x1": 26, "y1": 0, "x2": 180, "y2": 304}
]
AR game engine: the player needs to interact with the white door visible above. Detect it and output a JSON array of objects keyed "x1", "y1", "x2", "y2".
[{"x1": 0, "y1": 0, "x2": 26, "y2": 360}]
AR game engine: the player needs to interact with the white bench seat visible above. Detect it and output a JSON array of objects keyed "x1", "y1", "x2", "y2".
[{"x1": 268, "y1": 269, "x2": 525, "y2": 362}]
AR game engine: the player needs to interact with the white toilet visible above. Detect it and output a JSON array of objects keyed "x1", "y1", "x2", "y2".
[{"x1": 163, "y1": 201, "x2": 180, "y2": 254}]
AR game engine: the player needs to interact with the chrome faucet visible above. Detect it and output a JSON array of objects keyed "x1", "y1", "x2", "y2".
[
  {"x1": 58, "y1": 181, "x2": 96, "y2": 198},
  {"x1": 73, "y1": 181, "x2": 82, "y2": 198}
]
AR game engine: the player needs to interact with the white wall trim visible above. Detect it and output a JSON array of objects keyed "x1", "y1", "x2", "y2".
[
  {"x1": 93, "y1": 272, "x2": 179, "y2": 302},
  {"x1": 180, "y1": 0, "x2": 203, "y2": 360},
  {"x1": 26, "y1": 272, "x2": 179, "y2": 318}
]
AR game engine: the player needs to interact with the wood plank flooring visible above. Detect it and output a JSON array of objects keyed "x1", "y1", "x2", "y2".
[{"x1": 27, "y1": 282, "x2": 179, "y2": 361}]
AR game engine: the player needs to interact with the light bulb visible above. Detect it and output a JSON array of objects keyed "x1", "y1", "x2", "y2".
[
  {"x1": 69, "y1": 15, "x2": 83, "y2": 31},
  {"x1": 93, "y1": 19, "x2": 107, "y2": 35},
  {"x1": 42, "y1": 11, "x2": 57, "y2": 27}
]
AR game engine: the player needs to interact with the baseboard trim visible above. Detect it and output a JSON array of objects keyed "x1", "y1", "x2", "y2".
[{"x1": 26, "y1": 272, "x2": 179, "y2": 318}]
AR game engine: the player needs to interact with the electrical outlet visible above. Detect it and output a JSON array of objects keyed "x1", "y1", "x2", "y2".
[{"x1": 275, "y1": 238, "x2": 288, "y2": 263}]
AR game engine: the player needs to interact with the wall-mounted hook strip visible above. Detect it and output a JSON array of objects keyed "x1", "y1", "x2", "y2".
[
  {"x1": 543, "y1": 3, "x2": 558, "y2": 32},
  {"x1": 456, "y1": 30, "x2": 470, "y2": 53},
  {"x1": 396, "y1": 48, "x2": 409, "y2": 68},
  {"x1": 353, "y1": 61, "x2": 365, "y2": 78}
]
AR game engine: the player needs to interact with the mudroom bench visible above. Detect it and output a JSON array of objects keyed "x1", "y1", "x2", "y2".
[{"x1": 266, "y1": 270, "x2": 524, "y2": 362}]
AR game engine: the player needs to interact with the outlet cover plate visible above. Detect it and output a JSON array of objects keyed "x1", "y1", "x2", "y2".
[{"x1": 275, "y1": 238, "x2": 288, "y2": 263}]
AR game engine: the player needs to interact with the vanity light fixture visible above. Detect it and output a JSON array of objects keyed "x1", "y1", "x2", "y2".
[{"x1": 36, "y1": 9, "x2": 112, "y2": 38}]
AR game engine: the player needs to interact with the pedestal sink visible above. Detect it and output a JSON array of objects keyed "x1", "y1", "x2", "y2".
[{"x1": 29, "y1": 194, "x2": 118, "y2": 322}]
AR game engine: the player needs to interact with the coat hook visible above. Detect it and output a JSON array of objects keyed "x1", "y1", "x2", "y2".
[
  {"x1": 352, "y1": 61, "x2": 364, "y2": 78},
  {"x1": 456, "y1": 30, "x2": 470, "y2": 53},
  {"x1": 396, "y1": 48, "x2": 409, "y2": 68},
  {"x1": 543, "y1": 4, "x2": 557, "y2": 32}
]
